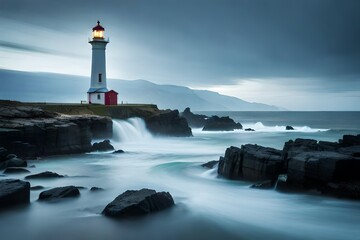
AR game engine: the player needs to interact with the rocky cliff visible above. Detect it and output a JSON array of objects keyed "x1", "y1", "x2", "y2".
[{"x1": 0, "y1": 104, "x2": 112, "y2": 158}]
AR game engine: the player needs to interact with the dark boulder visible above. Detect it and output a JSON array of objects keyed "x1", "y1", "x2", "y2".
[
  {"x1": 90, "y1": 187, "x2": 104, "y2": 192},
  {"x1": 30, "y1": 185, "x2": 45, "y2": 191},
  {"x1": 0, "y1": 157, "x2": 27, "y2": 170},
  {"x1": 25, "y1": 171, "x2": 64, "y2": 179},
  {"x1": 203, "y1": 116, "x2": 242, "y2": 131},
  {"x1": 145, "y1": 110, "x2": 192, "y2": 137},
  {"x1": 38, "y1": 186, "x2": 80, "y2": 201},
  {"x1": 218, "y1": 144, "x2": 284, "y2": 181},
  {"x1": 113, "y1": 149, "x2": 125, "y2": 154},
  {"x1": 285, "y1": 126, "x2": 294, "y2": 130},
  {"x1": 180, "y1": 107, "x2": 208, "y2": 128},
  {"x1": 102, "y1": 188, "x2": 175, "y2": 218},
  {"x1": 201, "y1": 160, "x2": 219, "y2": 169},
  {"x1": 91, "y1": 140, "x2": 114, "y2": 152},
  {"x1": 244, "y1": 128, "x2": 255, "y2": 132},
  {"x1": 3, "y1": 167, "x2": 30, "y2": 174},
  {"x1": 0, "y1": 179, "x2": 30, "y2": 209}
]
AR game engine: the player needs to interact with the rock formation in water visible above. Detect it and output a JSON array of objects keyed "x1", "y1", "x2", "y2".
[
  {"x1": 25, "y1": 171, "x2": 64, "y2": 179},
  {"x1": 102, "y1": 188, "x2": 175, "y2": 218},
  {"x1": 91, "y1": 140, "x2": 114, "y2": 152},
  {"x1": 180, "y1": 107, "x2": 244, "y2": 132},
  {"x1": 285, "y1": 125, "x2": 294, "y2": 130},
  {"x1": 180, "y1": 107, "x2": 208, "y2": 128},
  {"x1": 145, "y1": 110, "x2": 192, "y2": 137},
  {"x1": 0, "y1": 179, "x2": 30, "y2": 209},
  {"x1": 201, "y1": 160, "x2": 219, "y2": 169},
  {"x1": 203, "y1": 116, "x2": 243, "y2": 131},
  {"x1": 218, "y1": 134, "x2": 360, "y2": 199},
  {"x1": 38, "y1": 186, "x2": 80, "y2": 201},
  {"x1": 0, "y1": 153, "x2": 27, "y2": 170},
  {"x1": 218, "y1": 145, "x2": 284, "y2": 181}
]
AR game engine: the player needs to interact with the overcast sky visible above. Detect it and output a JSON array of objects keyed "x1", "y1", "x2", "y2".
[{"x1": 0, "y1": 0, "x2": 359, "y2": 110}]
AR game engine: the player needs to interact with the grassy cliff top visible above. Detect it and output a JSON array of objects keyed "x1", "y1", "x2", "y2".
[{"x1": 0, "y1": 100, "x2": 162, "y2": 119}]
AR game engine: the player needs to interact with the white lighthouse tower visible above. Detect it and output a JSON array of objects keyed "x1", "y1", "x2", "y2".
[{"x1": 87, "y1": 21, "x2": 118, "y2": 105}]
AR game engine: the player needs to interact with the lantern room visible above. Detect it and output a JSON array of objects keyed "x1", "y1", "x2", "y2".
[{"x1": 92, "y1": 21, "x2": 105, "y2": 39}]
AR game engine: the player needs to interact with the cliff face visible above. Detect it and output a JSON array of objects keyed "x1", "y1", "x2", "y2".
[
  {"x1": 0, "y1": 105, "x2": 112, "y2": 159},
  {"x1": 38, "y1": 103, "x2": 192, "y2": 137}
]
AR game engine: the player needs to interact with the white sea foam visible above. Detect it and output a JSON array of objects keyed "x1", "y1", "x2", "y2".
[{"x1": 194, "y1": 122, "x2": 329, "y2": 134}]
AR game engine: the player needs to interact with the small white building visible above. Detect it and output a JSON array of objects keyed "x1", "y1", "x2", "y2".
[{"x1": 87, "y1": 21, "x2": 118, "y2": 105}]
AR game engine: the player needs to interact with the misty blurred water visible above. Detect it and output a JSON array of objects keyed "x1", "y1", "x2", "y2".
[{"x1": 1, "y1": 113, "x2": 360, "y2": 240}]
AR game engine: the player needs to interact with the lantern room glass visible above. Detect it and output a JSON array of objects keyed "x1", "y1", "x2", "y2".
[{"x1": 93, "y1": 30, "x2": 104, "y2": 39}]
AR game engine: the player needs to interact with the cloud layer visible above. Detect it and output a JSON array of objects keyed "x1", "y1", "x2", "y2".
[{"x1": 0, "y1": 0, "x2": 359, "y2": 109}]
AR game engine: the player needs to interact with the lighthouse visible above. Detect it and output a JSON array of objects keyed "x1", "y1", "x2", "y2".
[{"x1": 87, "y1": 21, "x2": 118, "y2": 105}]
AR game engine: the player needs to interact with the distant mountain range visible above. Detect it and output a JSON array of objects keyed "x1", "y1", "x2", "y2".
[{"x1": 0, "y1": 69, "x2": 282, "y2": 111}]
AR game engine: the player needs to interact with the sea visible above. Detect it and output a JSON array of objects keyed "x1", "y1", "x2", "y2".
[{"x1": 1, "y1": 111, "x2": 360, "y2": 240}]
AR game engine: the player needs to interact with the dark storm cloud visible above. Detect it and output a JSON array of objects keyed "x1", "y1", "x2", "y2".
[{"x1": 0, "y1": 0, "x2": 359, "y2": 86}]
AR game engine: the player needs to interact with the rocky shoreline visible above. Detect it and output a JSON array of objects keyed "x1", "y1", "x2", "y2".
[
  {"x1": 0, "y1": 102, "x2": 193, "y2": 159},
  {"x1": 215, "y1": 134, "x2": 360, "y2": 199}
]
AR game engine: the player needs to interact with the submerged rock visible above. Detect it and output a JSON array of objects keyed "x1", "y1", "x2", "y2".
[
  {"x1": 25, "y1": 171, "x2": 64, "y2": 179},
  {"x1": 201, "y1": 160, "x2": 219, "y2": 169},
  {"x1": 180, "y1": 107, "x2": 208, "y2": 128},
  {"x1": 286, "y1": 126, "x2": 294, "y2": 130},
  {"x1": 102, "y1": 188, "x2": 175, "y2": 218},
  {"x1": 0, "y1": 179, "x2": 30, "y2": 209},
  {"x1": 38, "y1": 186, "x2": 80, "y2": 201},
  {"x1": 245, "y1": 128, "x2": 255, "y2": 132},
  {"x1": 3, "y1": 167, "x2": 30, "y2": 174},
  {"x1": 203, "y1": 116, "x2": 242, "y2": 131},
  {"x1": 90, "y1": 187, "x2": 104, "y2": 192},
  {"x1": 113, "y1": 149, "x2": 125, "y2": 154},
  {"x1": 91, "y1": 140, "x2": 115, "y2": 152},
  {"x1": 145, "y1": 110, "x2": 192, "y2": 137},
  {"x1": 30, "y1": 185, "x2": 45, "y2": 191}
]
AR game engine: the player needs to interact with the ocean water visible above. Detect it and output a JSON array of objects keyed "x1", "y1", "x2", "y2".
[{"x1": 1, "y1": 112, "x2": 360, "y2": 240}]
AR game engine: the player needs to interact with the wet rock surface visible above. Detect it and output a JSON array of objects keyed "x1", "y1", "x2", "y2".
[
  {"x1": 91, "y1": 140, "x2": 114, "y2": 152},
  {"x1": 38, "y1": 186, "x2": 80, "y2": 201},
  {"x1": 0, "y1": 179, "x2": 30, "y2": 209},
  {"x1": 201, "y1": 160, "x2": 219, "y2": 169},
  {"x1": 145, "y1": 110, "x2": 192, "y2": 137},
  {"x1": 218, "y1": 144, "x2": 284, "y2": 181},
  {"x1": 25, "y1": 171, "x2": 64, "y2": 179},
  {"x1": 102, "y1": 188, "x2": 175, "y2": 218},
  {"x1": 203, "y1": 116, "x2": 242, "y2": 131}
]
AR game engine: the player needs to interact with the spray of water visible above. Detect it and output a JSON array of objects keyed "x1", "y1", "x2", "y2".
[{"x1": 112, "y1": 118, "x2": 152, "y2": 142}]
